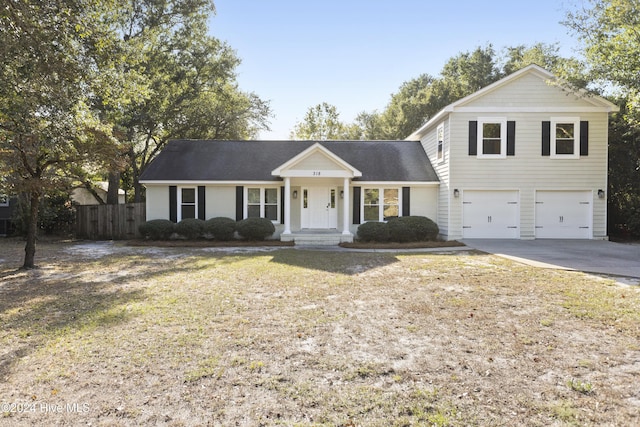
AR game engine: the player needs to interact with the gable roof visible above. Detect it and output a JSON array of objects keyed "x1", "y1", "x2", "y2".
[
  {"x1": 407, "y1": 64, "x2": 619, "y2": 140},
  {"x1": 272, "y1": 142, "x2": 362, "y2": 178},
  {"x1": 139, "y1": 140, "x2": 439, "y2": 183}
]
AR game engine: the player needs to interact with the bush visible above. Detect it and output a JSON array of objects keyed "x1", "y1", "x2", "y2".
[
  {"x1": 204, "y1": 217, "x2": 236, "y2": 241},
  {"x1": 236, "y1": 217, "x2": 276, "y2": 241},
  {"x1": 357, "y1": 221, "x2": 389, "y2": 242},
  {"x1": 175, "y1": 218, "x2": 205, "y2": 240},
  {"x1": 388, "y1": 216, "x2": 439, "y2": 242},
  {"x1": 139, "y1": 219, "x2": 175, "y2": 240}
]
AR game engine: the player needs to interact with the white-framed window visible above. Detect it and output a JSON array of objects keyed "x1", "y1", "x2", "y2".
[
  {"x1": 178, "y1": 187, "x2": 197, "y2": 221},
  {"x1": 363, "y1": 188, "x2": 400, "y2": 222},
  {"x1": 0, "y1": 195, "x2": 8, "y2": 207},
  {"x1": 436, "y1": 123, "x2": 444, "y2": 162},
  {"x1": 551, "y1": 117, "x2": 580, "y2": 159},
  {"x1": 246, "y1": 187, "x2": 279, "y2": 222},
  {"x1": 477, "y1": 118, "x2": 507, "y2": 158}
]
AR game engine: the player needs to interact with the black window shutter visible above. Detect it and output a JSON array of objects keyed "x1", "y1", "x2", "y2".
[
  {"x1": 197, "y1": 186, "x2": 206, "y2": 220},
  {"x1": 280, "y1": 186, "x2": 285, "y2": 224},
  {"x1": 235, "y1": 186, "x2": 244, "y2": 221},
  {"x1": 507, "y1": 121, "x2": 516, "y2": 156},
  {"x1": 402, "y1": 187, "x2": 410, "y2": 216},
  {"x1": 352, "y1": 186, "x2": 361, "y2": 224},
  {"x1": 468, "y1": 121, "x2": 477, "y2": 155},
  {"x1": 169, "y1": 186, "x2": 177, "y2": 223},
  {"x1": 542, "y1": 121, "x2": 551, "y2": 156},
  {"x1": 580, "y1": 121, "x2": 589, "y2": 156}
]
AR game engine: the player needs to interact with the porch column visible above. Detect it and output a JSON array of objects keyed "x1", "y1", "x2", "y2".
[
  {"x1": 283, "y1": 177, "x2": 291, "y2": 235},
  {"x1": 342, "y1": 177, "x2": 351, "y2": 235}
]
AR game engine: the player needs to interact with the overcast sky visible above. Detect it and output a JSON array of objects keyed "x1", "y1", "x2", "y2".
[{"x1": 210, "y1": 0, "x2": 583, "y2": 139}]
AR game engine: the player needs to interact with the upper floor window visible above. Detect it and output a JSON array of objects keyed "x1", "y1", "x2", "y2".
[
  {"x1": 477, "y1": 118, "x2": 507, "y2": 158},
  {"x1": 551, "y1": 117, "x2": 580, "y2": 158},
  {"x1": 436, "y1": 124, "x2": 444, "y2": 162}
]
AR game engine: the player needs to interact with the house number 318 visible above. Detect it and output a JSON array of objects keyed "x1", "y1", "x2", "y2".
[{"x1": 313, "y1": 171, "x2": 321, "y2": 176}]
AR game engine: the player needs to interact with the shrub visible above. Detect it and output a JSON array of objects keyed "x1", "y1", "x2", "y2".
[
  {"x1": 387, "y1": 218, "x2": 414, "y2": 242},
  {"x1": 175, "y1": 218, "x2": 206, "y2": 240},
  {"x1": 236, "y1": 217, "x2": 275, "y2": 241},
  {"x1": 388, "y1": 216, "x2": 439, "y2": 242},
  {"x1": 357, "y1": 221, "x2": 389, "y2": 242},
  {"x1": 204, "y1": 217, "x2": 236, "y2": 241},
  {"x1": 139, "y1": 219, "x2": 175, "y2": 240}
]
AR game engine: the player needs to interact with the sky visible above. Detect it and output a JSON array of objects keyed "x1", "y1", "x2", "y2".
[{"x1": 209, "y1": 0, "x2": 584, "y2": 140}]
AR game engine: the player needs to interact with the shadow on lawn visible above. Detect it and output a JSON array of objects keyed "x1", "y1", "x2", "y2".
[{"x1": 267, "y1": 248, "x2": 402, "y2": 274}]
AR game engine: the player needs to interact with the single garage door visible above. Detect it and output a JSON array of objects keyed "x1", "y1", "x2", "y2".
[
  {"x1": 535, "y1": 191, "x2": 592, "y2": 239},
  {"x1": 462, "y1": 190, "x2": 519, "y2": 238}
]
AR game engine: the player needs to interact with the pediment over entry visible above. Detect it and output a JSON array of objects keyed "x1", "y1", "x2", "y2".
[{"x1": 271, "y1": 142, "x2": 362, "y2": 178}]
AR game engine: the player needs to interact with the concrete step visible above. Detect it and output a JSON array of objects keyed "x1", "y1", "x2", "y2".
[{"x1": 281, "y1": 233, "x2": 353, "y2": 246}]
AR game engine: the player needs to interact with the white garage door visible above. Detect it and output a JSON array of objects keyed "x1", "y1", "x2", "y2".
[
  {"x1": 462, "y1": 190, "x2": 519, "y2": 238},
  {"x1": 535, "y1": 191, "x2": 592, "y2": 239}
]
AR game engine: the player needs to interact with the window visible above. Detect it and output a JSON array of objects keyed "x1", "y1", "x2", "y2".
[
  {"x1": 477, "y1": 118, "x2": 507, "y2": 158},
  {"x1": 551, "y1": 117, "x2": 580, "y2": 158},
  {"x1": 436, "y1": 124, "x2": 444, "y2": 162},
  {"x1": 363, "y1": 188, "x2": 400, "y2": 222},
  {"x1": 179, "y1": 188, "x2": 196, "y2": 220},
  {"x1": 0, "y1": 195, "x2": 8, "y2": 207},
  {"x1": 246, "y1": 187, "x2": 279, "y2": 221}
]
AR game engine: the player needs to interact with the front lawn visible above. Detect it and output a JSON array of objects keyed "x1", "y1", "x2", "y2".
[{"x1": 0, "y1": 240, "x2": 638, "y2": 426}]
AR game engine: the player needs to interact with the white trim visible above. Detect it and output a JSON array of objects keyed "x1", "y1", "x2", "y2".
[
  {"x1": 244, "y1": 186, "x2": 280, "y2": 223},
  {"x1": 476, "y1": 117, "x2": 507, "y2": 159},
  {"x1": 354, "y1": 181, "x2": 439, "y2": 186},
  {"x1": 271, "y1": 142, "x2": 362, "y2": 178},
  {"x1": 453, "y1": 106, "x2": 618, "y2": 113},
  {"x1": 436, "y1": 123, "x2": 445, "y2": 163},
  {"x1": 550, "y1": 117, "x2": 580, "y2": 159},
  {"x1": 177, "y1": 186, "x2": 197, "y2": 222}
]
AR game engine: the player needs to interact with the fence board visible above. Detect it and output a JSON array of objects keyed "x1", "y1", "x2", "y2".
[{"x1": 75, "y1": 203, "x2": 146, "y2": 240}]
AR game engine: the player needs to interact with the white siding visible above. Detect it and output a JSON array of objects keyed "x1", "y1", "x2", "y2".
[
  {"x1": 145, "y1": 185, "x2": 169, "y2": 220},
  {"x1": 205, "y1": 186, "x2": 236, "y2": 219},
  {"x1": 419, "y1": 118, "x2": 451, "y2": 238},
  {"x1": 448, "y1": 111, "x2": 608, "y2": 239},
  {"x1": 410, "y1": 186, "x2": 438, "y2": 221}
]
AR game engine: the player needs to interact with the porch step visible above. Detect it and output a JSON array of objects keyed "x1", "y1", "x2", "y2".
[{"x1": 281, "y1": 233, "x2": 353, "y2": 246}]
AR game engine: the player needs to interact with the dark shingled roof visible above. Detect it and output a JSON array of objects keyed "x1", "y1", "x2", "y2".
[{"x1": 139, "y1": 140, "x2": 439, "y2": 182}]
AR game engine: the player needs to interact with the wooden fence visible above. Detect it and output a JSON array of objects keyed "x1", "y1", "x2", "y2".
[{"x1": 75, "y1": 203, "x2": 146, "y2": 240}]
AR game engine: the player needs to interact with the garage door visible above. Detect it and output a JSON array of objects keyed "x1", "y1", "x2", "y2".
[
  {"x1": 535, "y1": 191, "x2": 591, "y2": 239},
  {"x1": 462, "y1": 190, "x2": 519, "y2": 238}
]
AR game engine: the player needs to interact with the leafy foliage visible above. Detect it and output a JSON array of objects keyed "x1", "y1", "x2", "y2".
[
  {"x1": 357, "y1": 222, "x2": 390, "y2": 242},
  {"x1": 290, "y1": 102, "x2": 349, "y2": 140},
  {"x1": 388, "y1": 216, "x2": 439, "y2": 242},
  {"x1": 175, "y1": 218, "x2": 206, "y2": 240},
  {"x1": 235, "y1": 218, "x2": 276, "y2": 241},
  {"x1": 204, "y1": 217, "x2": 237, "y2": 241},
  {"x1": 139, "y1": 219, "x2": 176, "y2": 240}
]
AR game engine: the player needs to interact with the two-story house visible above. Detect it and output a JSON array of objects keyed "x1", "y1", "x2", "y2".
[{"x1": 139, "y1": 65, "x2": 618, "y2": 243}]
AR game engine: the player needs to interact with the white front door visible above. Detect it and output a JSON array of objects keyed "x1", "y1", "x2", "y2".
[{"x1": 301, "y1": 187, "x2": 338, "y2": 229}]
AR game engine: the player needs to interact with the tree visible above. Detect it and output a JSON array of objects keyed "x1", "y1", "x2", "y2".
[
  {"x1": 564, "y1": 0, "x2": 640, "y2": 237},
  {"x1": 0, "y1": 0, "x2": 121, "y2": 268},
  {"x1": 100, "y1": 0, "x2": 271, "y2": 202},
  {"x1": 290, "y1": 103, "x2": 349, "y2": 140}
]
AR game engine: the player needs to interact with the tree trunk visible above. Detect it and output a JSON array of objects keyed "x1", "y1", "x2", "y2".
[
  {"x1": 23, "y1": 191, "x2": 40, "y2": 269},
  {"x1": 107, "y1": 171, "x2": 120, "y2": 204},
  {"x1": 134, "y1": 179, "x2": 143, "y2": 203}
]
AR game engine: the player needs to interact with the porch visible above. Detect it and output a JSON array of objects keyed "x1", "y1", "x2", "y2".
[{"x1": 280, "y1": 229, "x2": 354, "y2": 246}]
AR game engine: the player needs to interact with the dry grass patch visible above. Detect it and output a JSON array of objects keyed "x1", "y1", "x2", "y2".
[{"x1": 0, "y1": 240, "x2": 639, "y2": 426}]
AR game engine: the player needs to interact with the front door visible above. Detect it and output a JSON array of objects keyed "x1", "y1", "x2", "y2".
[{"x1": 301, "y1": 187, "x2": 338, "y2": 229}]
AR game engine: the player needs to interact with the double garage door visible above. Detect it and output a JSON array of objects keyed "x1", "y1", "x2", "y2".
[{"x1": 462, "y1": 190, "x2": 592, "y2": 239}]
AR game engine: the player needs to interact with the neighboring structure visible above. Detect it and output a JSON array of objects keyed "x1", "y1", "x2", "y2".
[
  {"x1": 71, "y1": 182, "x2": 126, "y2": 205},
  {"x1": 0, "y1": 195, "x2": 16, "y2": 236},
  {"x1": 140, "y1": 65, "x2": 619, "y2": 242}
]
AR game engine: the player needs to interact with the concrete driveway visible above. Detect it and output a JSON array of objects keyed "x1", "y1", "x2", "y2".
[{"x1": 462, "y1": 239, "x2": 640, "y2": 280}]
